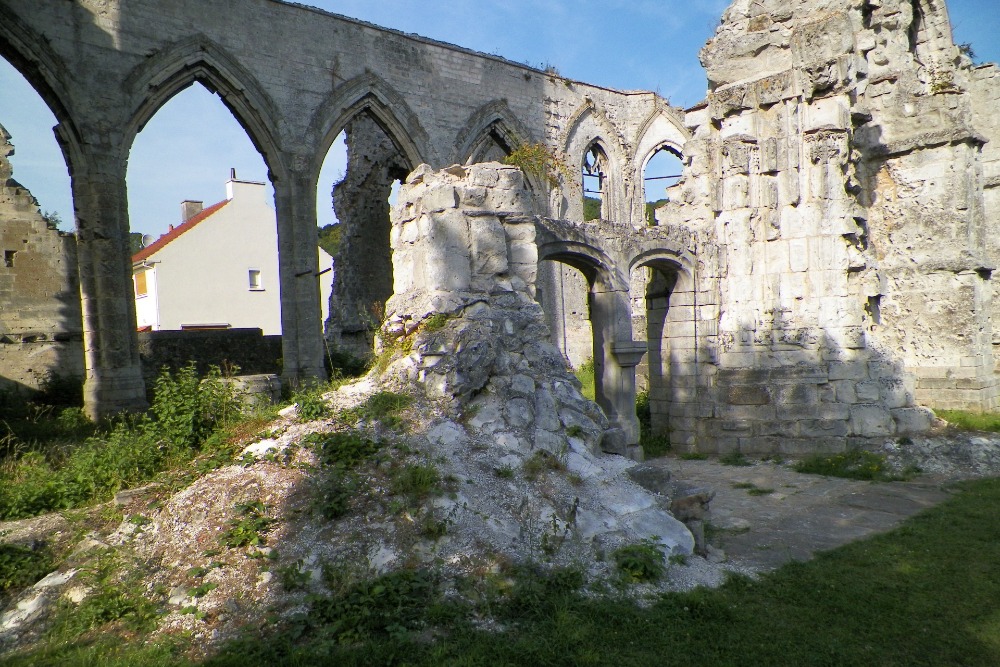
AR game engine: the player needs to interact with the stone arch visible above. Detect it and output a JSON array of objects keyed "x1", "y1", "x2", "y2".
[
  {"x1": 0, "y1": 6, "x2": 84, "y2": 185},
  {"x1": 537, "y1": 238, "x2": 642, "y2": 454},
  {"x1": 307, "y1": 73, "x2": 429, "y2": 181},
  {"x1": 628, "y1": 249, "x2": 700, "y2": 449},
  {"x1": 123, "y1": 36, "x2": 285, "y2": 182},
  {"x1": 454, "y1": 99, "x2": 533, "y2": 165},
  {"x1": 308, "y1": 74, "x2": 429, "y2": 355},
  {"x1": 631, "y1": 105, "x2": 690, "y2": 225},
  {"x1": 559, "y1": 100, "x2": 629, "y2": 222}
]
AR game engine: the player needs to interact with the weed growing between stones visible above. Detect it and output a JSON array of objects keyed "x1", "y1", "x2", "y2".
[
  {"x1": 573, "y1": 358, "x2": 595, "y2": 402},
  {"x1": 219, "y1": 501, "x2": 274, "y2": 550},
  {"x1": 732, "y1": 482, "x2": 775, "y2": 496},
  {"x1": 521, "y1": 450, "x2": 565, "y2": 481},
  {"x1": 720, "y1": 451, "x2": 753, "y2": 467},
  {"x1": 636, "y1": 390, "x2": 671, "y2": 458}
]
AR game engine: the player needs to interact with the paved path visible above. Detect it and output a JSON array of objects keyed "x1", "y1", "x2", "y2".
[{"x1": 638, "y1": 458, "x2": 956, "y2": 571}]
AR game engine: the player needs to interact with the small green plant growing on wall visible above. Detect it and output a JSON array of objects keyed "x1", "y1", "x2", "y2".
[
  {"x1": 503, "y1": 142, "x2": 572, "y2": 189},
  {"x1": 612, "y1": 539, "x2": 666, "y2": 584}
]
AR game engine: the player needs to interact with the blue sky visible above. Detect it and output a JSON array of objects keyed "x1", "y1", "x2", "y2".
[{"x1": 0, "y1": 0, "x2": 997, "y2": 237}]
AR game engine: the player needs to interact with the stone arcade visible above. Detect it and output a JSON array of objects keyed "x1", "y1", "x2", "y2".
[{"x1": 0, "y1": 0, "x2": 998, "y2": 456}]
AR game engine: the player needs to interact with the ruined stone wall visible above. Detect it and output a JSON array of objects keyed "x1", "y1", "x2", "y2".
[
  {"x1": 0, "y1": 125, "x2": 83, "y2": 393},
  {"x1": 657, "y1": 0, "x2": 1000, "y2": 453},
  {"x1": 328, "y1": 113, "x2": 409, "y2": 356}
]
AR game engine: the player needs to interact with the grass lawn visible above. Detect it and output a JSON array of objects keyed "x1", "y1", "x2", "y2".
[{"x1": 6, "y1": 477, "x2": 999, "y2": 667}]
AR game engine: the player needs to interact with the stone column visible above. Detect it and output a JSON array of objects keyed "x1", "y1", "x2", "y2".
[
  {"x1": 73, "y1": 133, "x2": 146, "y2": 420},
  {"x1": 274, "y1": 160, "x2": 327, "y2": 387}
]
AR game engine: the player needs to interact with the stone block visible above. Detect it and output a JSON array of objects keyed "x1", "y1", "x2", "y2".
[
  {"x1": 800, "y1": 419, "x2": 850, "y2": 438},
  {"x1": 724, "y1": 385, "x2": 771, "y2": 405},
  {"x1": 828, "y1": 361, "x2": 868, "y2": 381},
  {"x1": 849, "y1": 404, "x2": 895, "y2": 437},
  {"x1": 892, "y1": 407, "x2": 934, "y2": 435}
]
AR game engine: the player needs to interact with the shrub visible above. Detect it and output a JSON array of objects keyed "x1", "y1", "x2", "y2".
[
  {"x1": 613, "y1": 539, "x2": 666, "y2": 583},
  {"x1": 0, "y1": 543, "x2": 53, "y2": 595}
]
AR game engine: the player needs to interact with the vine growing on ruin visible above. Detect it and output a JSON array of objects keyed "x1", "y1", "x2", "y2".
[{"x1": 502, "y1": 142, "x2": 571, "y2": 189}]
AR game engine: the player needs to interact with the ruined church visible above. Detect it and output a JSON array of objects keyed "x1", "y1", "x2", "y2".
[{"x1": 0, "y1": 0, "x2": 998, "y2": 457}]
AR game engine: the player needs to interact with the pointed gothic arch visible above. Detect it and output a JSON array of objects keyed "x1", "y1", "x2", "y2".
[{"x1": 122, "y1": 36, "x2": 285, "y2": 182}]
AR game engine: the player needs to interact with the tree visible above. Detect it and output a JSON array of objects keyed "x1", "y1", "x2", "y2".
[{"x1": 318, "y1": 223, "x2": 342, "y2": 258}]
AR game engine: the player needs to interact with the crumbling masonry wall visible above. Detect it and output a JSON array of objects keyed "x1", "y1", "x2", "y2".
[
  {"x1": 652, "y1": 0, "x2": 999, "y2": 454},
  {"x1": 329, "y1": 114, "x2": 410, "y2": 356},
  {"x1": 0, "y1": 125, "x2": 83, "y2": 393}
]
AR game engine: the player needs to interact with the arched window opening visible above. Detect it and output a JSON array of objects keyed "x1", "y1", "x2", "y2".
[
  {"x1": 327, "y1": 111, "x2": 411, "y2": 358},
  {"x1": 0, "y1": 58, "x2": 71, "y2": 230},
  {"x1": 128, "y1": 82, "x2": 284, "y2": 337},
  {"x1": 642, "y1": 146, "x2": 683, "y2": 225},
  {"x1": 908, "y1": 0, "x2": 925, "y2": 57},
  {"x1": 582, "y1": 143, "x2": 608, "y2": 221},
  {"x1": 0, "y1": 56, "x2": 81, "y2": 394},
  {"x1": 537, "y1": 259, "x2": 593, "y2": 383},
  {"x1": 630, "y1": 261, "x2": 680, "y2": 452}
]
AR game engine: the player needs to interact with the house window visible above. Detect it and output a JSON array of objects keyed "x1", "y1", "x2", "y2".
[
  {"x1": 134, "y1": 270, "x2": 148, "y2": 297},
  {"x1": 4, "y1": 250, "x2": 15, "y2": 267},
  {"x1": 248, "y1": 269, "x2": 262, "y2": 290}
]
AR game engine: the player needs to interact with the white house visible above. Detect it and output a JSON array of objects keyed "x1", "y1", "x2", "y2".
[{"x1": 133, "y1": 173, "x2": 332, "y2": 335}]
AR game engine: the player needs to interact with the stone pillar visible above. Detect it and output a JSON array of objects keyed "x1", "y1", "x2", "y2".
[
  {"x1": 274, "y1": 161, "x2": 327, "y2": 387},
  {"x1": 73, "y1": 135, "x2": 146, "y2": 419}
]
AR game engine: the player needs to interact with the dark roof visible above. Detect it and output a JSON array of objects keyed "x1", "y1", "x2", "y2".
[{"x1": 132, "y1": 199, "x2": 230, "y2": 263}]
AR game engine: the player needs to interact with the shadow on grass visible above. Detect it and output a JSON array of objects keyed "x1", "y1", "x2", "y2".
[{"x1": 13, "y1": 477, "x2": 991, "y2": 667}]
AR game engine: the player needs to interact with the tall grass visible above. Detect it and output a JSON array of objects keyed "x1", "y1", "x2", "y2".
[{"x1": 0, "y1": 364, "x2": 253, "y2": 521}]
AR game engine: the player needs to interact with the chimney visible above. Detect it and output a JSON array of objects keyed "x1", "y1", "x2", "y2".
[{"x1": 181, "y1": 200, "x2": 203, "y2": 222}]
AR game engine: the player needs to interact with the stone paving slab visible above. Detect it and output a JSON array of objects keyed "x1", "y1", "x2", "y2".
[{"x1": 639, "y1": 458, "x2": 956, "y2": 572}]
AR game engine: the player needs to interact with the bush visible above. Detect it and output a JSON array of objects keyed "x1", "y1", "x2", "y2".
[{"x1": 613, "y1": 540, "x2": 666, "y2": 583}]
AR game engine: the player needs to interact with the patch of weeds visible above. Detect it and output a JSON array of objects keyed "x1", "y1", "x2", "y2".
[
  {"x1": 793, "y1": 450, "x2": 908, "y2": 482},
  {"x1": 495, "y1": 464, "x2": 515, "y2": 479},
  {"x1": 574, "y1": 358, "x2": 595, "y2": 402},
  {"x1": 720, "y1": 451, "x2": 752, "y2": 467},
  {"x1": 613, "y1": 539, "x2": 666, "y2": 584},
  {"x1": 565, "y1": 425, "x2": 585, "y2": 438},
  {"x1": 293, "y1": 387, "x2": 329, "y2": 422},
  {"x1": 220, "y1": 501, "x2": 274, "y2": 549},
  {"x1": 422, "y1": 313, "x2": 450, "y2": 332},
  {"x1": 669, "y1": 553, "x2": 689, "y2": 566},
  {"x1": 342, "y1": 391, "x2": 413, "y2": 428},
  {"x1": 278, "y1": 560, "x2": 311, "y2": 592},
  {"x1": 303, "y1": 569, "x2": 440, "y2": 643},
  {"x1": 305, "y1": 431, "x2": 382, "y2": 469},
  {"x1": 312, "y1": 470, "x2": 360, "y2": 519},
  {"x1": 0, "y1": 542, "x2": 53, "y2": 595},
  {"x1": 391, "y1": 462, "x2": 441, "y2": 501},
  {"x1": 51, "y1": 549, "x2": 160, "y2": 636},
  {"x1": 522, "y1": 450, "x2": 564, "y2": 481},
  {"x1": 189, "y1": 581, "x2": 218, "y2": 598},
  {"x1": 419, "y1": 509, "x2": 451, "y2": 540},
  {"x1": 636, "y1": 390, "x2": 672, "y2": 458},
  {"x1": 732, "y1": 482, "x2": 776, "y2": 496},
  {"x1": 181, "y1": 605, "x2": 207, "y2": 621},
  {"x1": 679, "y1": 452, "x2": 709, "y2": 460}
]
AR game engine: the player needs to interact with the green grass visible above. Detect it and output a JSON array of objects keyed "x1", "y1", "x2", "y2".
[
  {"x1": 6, "y1": 479, "x2": 1000, "y2": 665},
  {"x1": 0, "y1": 364, "x2": 261, "y2": 521},
  {"x1": 636, "y1": 390, "x2": 671, "y2": 458},
  {"x1": 574, "y1": 358, "x2": 595, "y2": 402},
  {"x1": 937, "y1": 409, "x2": 1000, "y2": 433},
  {"x1": 793, "y1": 450, "x2": 909, "y2": 482}
]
